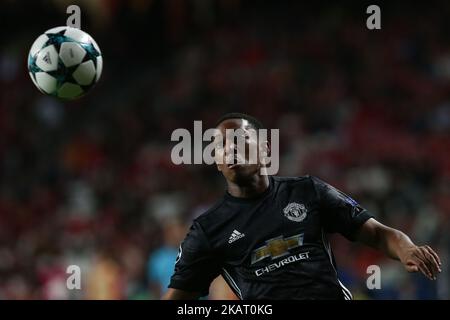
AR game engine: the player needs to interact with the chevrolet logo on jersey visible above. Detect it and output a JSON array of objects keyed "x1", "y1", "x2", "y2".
[{"x1": 251, "y1": 233, "x2": 304, "y2": 265}]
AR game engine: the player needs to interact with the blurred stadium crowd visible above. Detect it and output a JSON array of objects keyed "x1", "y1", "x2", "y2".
[{"x1": 0, "y1": 0, "x2": 449, "y2": 299}]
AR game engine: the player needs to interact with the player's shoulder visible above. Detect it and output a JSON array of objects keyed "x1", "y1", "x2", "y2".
[
  {"x1": 272, "y1": 175, "x2": 311, "y2": 183},
  {"x1": 192, "y1": 197, "x2": 228, "y2": 228},
  {"x1": 272, "y1": 174, "x2": 319, "y2": 187},
  {"x1": 273, "y1": 174, "x2": 329, "y2": 196}
]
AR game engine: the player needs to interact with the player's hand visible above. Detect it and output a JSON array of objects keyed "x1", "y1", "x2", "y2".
[{"x1": 400, "y1": 245, "x2": 442, "y2": 280}]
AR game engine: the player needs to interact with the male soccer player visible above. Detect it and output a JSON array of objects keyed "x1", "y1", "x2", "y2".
[{"x1": 163, "y1": 113, "x2": 442, "y2": 300}]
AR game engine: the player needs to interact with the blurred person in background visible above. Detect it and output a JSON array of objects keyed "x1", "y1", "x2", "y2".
[
  {"x1": 148, "y1": 219, "x2": 238, "y2": 299},
  {"x1": 147, "y1": 219, "x2": 187, "y2": 298},
  {"x1": 86, "y1": 248, "x2": 124, "y2": 300}
]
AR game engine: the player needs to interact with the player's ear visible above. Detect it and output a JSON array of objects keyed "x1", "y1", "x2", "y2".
[
  {"x1": 214, "y1": 151, "x2": 223, "y2": 172},
  {"x1": 260, "y1": 140, "x2": 270, "y2": 157},
  {"x1": 215, "y1": 156, "x2": 222, "y2": 171},
  {"x1": 258, "y1": 140, "x2": 270, "y2": 168}
]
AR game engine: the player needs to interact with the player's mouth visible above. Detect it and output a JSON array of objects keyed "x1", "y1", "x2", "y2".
[
  {"x1": 227, "y1": 163, "x2": 243, "y2": 169},
  {"x1": 226, "y1": 156, "x2": 245, "y2": 169}
]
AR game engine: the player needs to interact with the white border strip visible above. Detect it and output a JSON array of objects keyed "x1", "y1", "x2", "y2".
[{"x1": 222, "y1": 268, "x2": 243, "y2": 300}]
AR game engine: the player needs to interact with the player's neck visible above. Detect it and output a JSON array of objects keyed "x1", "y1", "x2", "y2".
[{"x1": 226, "y1": 175, "x2": 270, "y2": 199}]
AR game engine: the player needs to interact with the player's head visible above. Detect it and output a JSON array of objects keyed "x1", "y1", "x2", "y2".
[{"x1": 214, "y1": 113, "x2": 269, "y2": 184}]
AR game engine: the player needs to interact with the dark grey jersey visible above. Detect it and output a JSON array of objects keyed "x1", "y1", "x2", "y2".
[{"x1": 169, "y1": 176, "x2": 373, "y2": 300}]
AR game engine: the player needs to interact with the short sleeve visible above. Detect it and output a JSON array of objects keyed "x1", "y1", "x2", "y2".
[
  {"x1": 312, "y1": 176, "x2": 373, "y2": 241},
  {"x1": 168, "y1": 221, "x2": 222, "y2": 296}
]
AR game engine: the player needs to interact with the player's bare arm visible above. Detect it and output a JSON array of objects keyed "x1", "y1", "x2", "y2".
[
  {"x1": 356, "y1": 218, "x2": 442, "y2": 280},
  {"x1": 162, "y1": 288, "x2": 201, "y2": 300}
]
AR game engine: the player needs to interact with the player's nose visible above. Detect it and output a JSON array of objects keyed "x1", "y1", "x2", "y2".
[{"x1": 224, "y1": 141, "x2": 237, "y2": 155}]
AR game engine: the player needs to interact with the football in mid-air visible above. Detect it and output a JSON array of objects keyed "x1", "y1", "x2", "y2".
[{"x1": 27, "y1": 26, "x2": 103, "y2": 99}]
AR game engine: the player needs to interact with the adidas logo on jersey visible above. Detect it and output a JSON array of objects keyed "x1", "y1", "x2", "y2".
[
  {"x1": 43, "y1": 52, "x2": 52, "y2": 64},
  {"x1": 228, "y1": 229, "x2": 245, "y2": 244}
]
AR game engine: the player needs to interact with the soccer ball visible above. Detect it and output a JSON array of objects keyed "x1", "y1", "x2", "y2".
[{"x1": 28, "y1": 26, "x2": 103, "y2": 99}]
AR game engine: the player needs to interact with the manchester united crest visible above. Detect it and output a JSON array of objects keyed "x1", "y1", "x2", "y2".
[{"x1": 283, "y1": 202, "x2": 307, "y2": 222}]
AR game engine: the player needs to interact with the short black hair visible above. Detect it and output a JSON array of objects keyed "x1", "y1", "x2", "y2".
[{"x1": 215, "y1": 112, "x2": 264, "y2": 130}]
